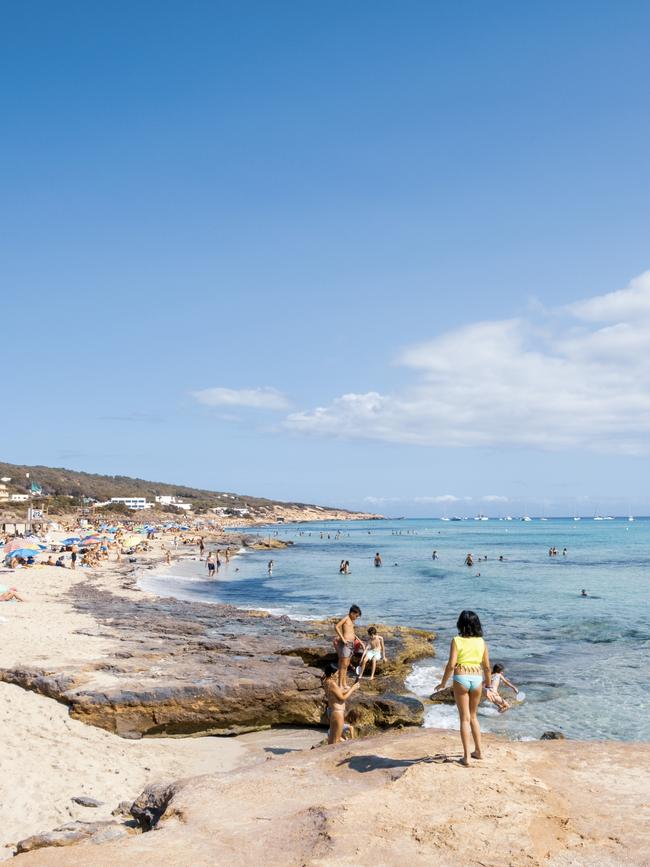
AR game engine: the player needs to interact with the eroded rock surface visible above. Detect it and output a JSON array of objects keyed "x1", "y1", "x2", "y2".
[
  {"x1": 15, "y1": 729, "x2": 650, "y2": 866},
  {"x1": 0, "y1": 583, "x2": 434, "y2": 738}
]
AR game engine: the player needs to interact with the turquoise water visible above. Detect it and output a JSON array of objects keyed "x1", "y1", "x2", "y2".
[{"x1": 143, "y1": 518, "x2": 650, "y2": 742}]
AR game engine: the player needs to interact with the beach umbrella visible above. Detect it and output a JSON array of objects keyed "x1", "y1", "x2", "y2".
[
  {"x1": 4, "y1": 547, "x2": 41, "y2": 560},
  {"x1": 121, "y1": 533, "x2": 143, "y2": 548},
  {"x1": 79, "y1": 534, "x2": 109, "y2": 547},
  {"x1": 61, "y1": 537, "x2": 80, "y2": 546},
  {"x1": 4, "y1": 538, "x2": 43, "y2": 556}
]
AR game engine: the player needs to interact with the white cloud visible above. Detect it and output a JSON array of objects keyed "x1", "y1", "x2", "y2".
[
  {"x1": 481, "y1": 495, "x2": 509, "y2": 502},
  {"x1": 284, "y1": 270, "x2": 650, "y2": 454},
  {"x1": 568, "y1": 270, "x2": 650, "y2": 322},
  {"x1": 193, "y1": 387, "x2": 290, "y2": 411},
  {"x1": 414, "y1": 494, "x2": 461, "y2": 503}
]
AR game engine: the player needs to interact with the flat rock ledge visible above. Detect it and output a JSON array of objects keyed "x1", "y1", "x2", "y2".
[
  {"x1": 14, "y1": 730, "x2": 650, "y2": 865},
  {"x1": 0, "y1": 582, "x2": 435, "y2": 738}
]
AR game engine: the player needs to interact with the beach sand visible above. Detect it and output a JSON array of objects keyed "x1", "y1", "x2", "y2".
[{"x1": 0, "y1": 542, "x2": 321, "y2": 857}]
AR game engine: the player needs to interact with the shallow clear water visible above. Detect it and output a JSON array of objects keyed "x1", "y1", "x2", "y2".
[{"x1": 142, "y1": 518, "x2": 650, "y2": 742}]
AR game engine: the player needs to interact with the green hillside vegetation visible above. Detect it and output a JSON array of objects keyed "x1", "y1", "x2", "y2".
[{"x1": 0, "y1": 461, "x2": 353, "y2": 517}]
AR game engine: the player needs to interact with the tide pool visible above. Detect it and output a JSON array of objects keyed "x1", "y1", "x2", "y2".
[{"x1": 143, "y1": 518, "x2": 650, "y2": 742}]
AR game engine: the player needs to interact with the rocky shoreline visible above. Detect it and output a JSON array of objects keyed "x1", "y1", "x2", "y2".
[{"x1": 0, "y1": 546, "x2": 436, "y2": 740}]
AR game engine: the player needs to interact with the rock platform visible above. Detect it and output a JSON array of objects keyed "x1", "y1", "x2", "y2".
[{"x1": 0, "y1": 580, "x2": 435, "y2": 738}]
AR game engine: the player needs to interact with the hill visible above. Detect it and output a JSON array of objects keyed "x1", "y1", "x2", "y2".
[{"x1": 0, "y1": 461, "x2": 376, "y2": 520}]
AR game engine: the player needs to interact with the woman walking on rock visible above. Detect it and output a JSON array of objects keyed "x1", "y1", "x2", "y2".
[{"x1": 434, "y1": 610, "x2": 492, "y2": 766}]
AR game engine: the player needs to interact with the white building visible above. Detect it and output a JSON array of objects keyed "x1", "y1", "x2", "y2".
[
  {"x1": 10, "y1": 494, "x2": 29, "y2": 502},
  {"x1": 154, "y1": 495, "x2": 192, "y2": 511},
  {"x1": 109, "y1": 497, "x2": 153, "y2": 511}
]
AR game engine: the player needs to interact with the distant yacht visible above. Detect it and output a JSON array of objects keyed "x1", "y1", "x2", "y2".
[
  {"x1": 504, "y1": 516, "x2": 513, "y2": 521},
  {"x1": 574, "y1": 516, "x2": 581, "y2": 521},
  {"x1": 628, "y1": 515, "x2": 635, "y2": 522},
  {"x1": 440, "y1": 516, "x2": 450, "y2": 522},
  {"x1": 521, "y1": 515, "x2": 532, "y2": 522},
  {"x1": 450, "y1": 516, "x2": 462, "y2": 522},
  {"x1": 474, "y1": 514, "x2": 489, "y2": 521}
]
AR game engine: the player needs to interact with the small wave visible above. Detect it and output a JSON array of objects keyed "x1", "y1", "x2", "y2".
[
  {"x1": 237, "y1": 605, "x2": 328, "y2": 621},
  {"x1": 147, "y1": 573, "x2": 212, "y2": 585},
  {"x1": 405, "y1": 658, "x2": 443, "y2": 697}
]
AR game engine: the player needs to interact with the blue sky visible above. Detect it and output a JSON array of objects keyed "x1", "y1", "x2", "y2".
[{"x1": 2, "y1": 2, "x2": 650, "y2": 515}]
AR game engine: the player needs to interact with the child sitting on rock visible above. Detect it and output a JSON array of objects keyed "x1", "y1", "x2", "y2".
[{"x1": 356, "y1": 626, "x2": 386, "y2": 681}]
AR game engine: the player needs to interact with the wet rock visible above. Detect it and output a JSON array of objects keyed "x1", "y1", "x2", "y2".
[
  {"x1": 540, "y1": 730, "x2": 566, "y2": 740},
  {"x1": 429, "y1": 686, "x2": 455, "y2": 704},
  {"x1": 247, "y1": 538, "x2": 293, "y2": 550},
  {"x1": 347, "y1": 692, "x2": 425, "y2": 732}
]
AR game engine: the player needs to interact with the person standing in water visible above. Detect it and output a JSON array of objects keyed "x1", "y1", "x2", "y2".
[
  {"x1": 434, "y1": 610, "x2": 492, "y2": 766},
  {"x1": 374, "y1": 552, "x2": 382, "y2": 567}
]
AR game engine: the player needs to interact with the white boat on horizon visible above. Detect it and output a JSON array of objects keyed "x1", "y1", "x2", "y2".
[{"x1": 521, "y1": 515, "x2": 532, "y2": 522}]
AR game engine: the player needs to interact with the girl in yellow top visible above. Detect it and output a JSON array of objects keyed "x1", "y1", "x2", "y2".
[{"x1": 435, "y1": 610, "x2": 492, "y2": 766}]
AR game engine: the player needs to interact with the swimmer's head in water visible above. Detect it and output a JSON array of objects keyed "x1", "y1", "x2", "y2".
[{"x1": 457, "y1": 609, "x2": 483, "y2": 638}]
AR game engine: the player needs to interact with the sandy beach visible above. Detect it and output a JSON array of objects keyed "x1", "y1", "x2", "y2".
[{"x1": 0, "y1": 536, "x2": 322, "y2": 857}]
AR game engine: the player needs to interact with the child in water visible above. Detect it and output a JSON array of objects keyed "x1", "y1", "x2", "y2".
[
  {"x1": 485, "y1": 663, "x2": 519, "y2": 713},
  {"x1": 356, "y1": 626, "x2": 386, "y2": 680}
]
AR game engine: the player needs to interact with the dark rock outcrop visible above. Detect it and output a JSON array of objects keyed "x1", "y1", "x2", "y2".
[{"x1": 0, "y1": 583, "x2": 434, "y2": 738}]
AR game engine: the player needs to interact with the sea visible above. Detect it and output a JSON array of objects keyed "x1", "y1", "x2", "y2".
[{"x1": 141, "y1": 517, "x2": 650, "y2": 742}]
